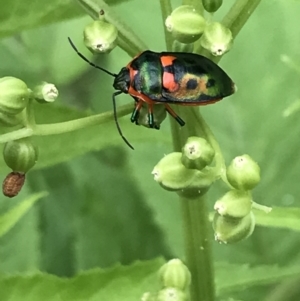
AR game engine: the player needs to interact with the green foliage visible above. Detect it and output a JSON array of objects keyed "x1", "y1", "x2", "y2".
[
  {"x1": 0, "y1": 0, "x2": 300, "y2": 301},
  {"x1": 215, "y1": 263, "x2": 300, "y2": 296},
  {"x1": 0, "y1": 0, "x2": 83, "y2": 38},
  {"x1": 0, "y1": 0, "x2": 133, "y2": 38},
  {"x1": 0, "y1": 258, "x2": 164, "y2": 301},
  {"x1": 0, "y1": 192, "x2": 46, "y2": 238}
]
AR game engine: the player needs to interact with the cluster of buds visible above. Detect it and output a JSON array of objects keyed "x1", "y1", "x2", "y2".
[
  {"x1": 152, "y1": 135, "x2": 266, "y2": 243},
  {"x1": 213, "y1": 155, "x2": 262, "y2": 244},
  {"x1": 165, "y1": 1, "x2": 233, "y2": 56},
  {"x1": 0, "y1": 76, "x2": 58, "y2": 197},
  {"x1": 152, "y1": 137, "x2": 216, "y2": 197},
  {"x1": 142, "y1": 259, "x2": 191, "y2": 301}
]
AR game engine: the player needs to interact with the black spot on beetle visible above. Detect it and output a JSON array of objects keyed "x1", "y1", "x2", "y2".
[
  {"x1": 186, "y1": 78, "x2": 198, "y2": 90},
  {"x1": 206, "y1": 78, "x2": 216, "y2": 88}
]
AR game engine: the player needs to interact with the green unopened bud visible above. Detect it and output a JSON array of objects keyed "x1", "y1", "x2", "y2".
[
  {"x1": 214, "y1": 190, "x2": 252, "y2": 218},
  {"x1": 33, "y1": 82, "x2": 59, "y2": 103},
  {"x1": 0, "y1": 77, "x2": 29, "y2": 115},
  {"x1": 202, "y1": 0, "x2": 223, "y2": 13},
  {"x1": 135, "y1": 103, "x2": 167, "y2": 129},
  {"x1": 200, "y1": 22, "x2": 233, "y2": 56},
  {"x1": 165, "y1": 5, "x2": 206, "y2": 44},
  {"x1": 152, "y1": 152, "x2": 214, "y2": 193},
  {"x1": 0, "y1": 111, "x2": 22, "y2": 127},
  {"x1": 84, "y1": 20, "x2": 118, "y2": 53},
  {"x1": 2, "y1": 172, "x2": 26, "y2": 198},
  {"x1": 226, "y1": 155, "x2": 260, "y2": 191},
  {"x1": 158, "y1": 259, "x2": 191, "y2": 291},
  {"x1": 181, "y1": 136, "x2": 215, "y2": 170},
  {"x1": 3, "y1": 139, "x2": 38, "y2": 173},
  {"x1": 156, "y1": 288, "x2": 188, "y2": 301},
  {"x1": 213, "y1": 211, "x2": 255, "y2": 244}
]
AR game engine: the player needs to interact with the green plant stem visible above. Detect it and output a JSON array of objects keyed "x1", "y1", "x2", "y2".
[
  {"x1": 116, "y1": 36, "x2": 138, "y2": 58},
  {"x1": 169, "y1": 107, "x2": 216, "y2": 301},
  {"x1": 26, "y1": 98, "x2": 36, "y2": 127},
  {"x1": 194, "y1": 0, "x2": 262, "y2": 57},
  {"x1": 0, "y1": 103, "x2": 133, "y2": 144},
  {"x1": 172, "y1": 40, "x2": 194, "y2": 53},
  {"x1": 159, "y1": 0, "x2": 173, "y2": 51},
  {"x1": 252, "y1": 202, "x2": 272, "y2": 214},
  {"x1": 181, "y1": 194, "x2": 215, "y2": 301},
  {"x1": 222, "y1": 0, "x2": 262, "y2": 39},
  {"x1": 77, "y1": 0, "x2": 147, "y2": 56},
  {"x1": 169, "y1": 1, "x2": 262, "y2": 301}
]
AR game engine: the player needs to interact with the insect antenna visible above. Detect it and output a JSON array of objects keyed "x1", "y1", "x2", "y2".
[
  {"x1": 68, "y1": 37, "x2": 117, "y2": 77},
  {"x1": 112, "y1": 92, "x2": 134, "y2": 150}
]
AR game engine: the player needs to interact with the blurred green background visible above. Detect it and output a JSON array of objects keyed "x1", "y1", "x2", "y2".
[{"x1": 0, "y1": 0, "x2": 300, "y2": 300}]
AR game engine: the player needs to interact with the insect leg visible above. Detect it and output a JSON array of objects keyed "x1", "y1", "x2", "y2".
[
  {"x1": 112, "y1": 91, "x2": 134, "y2": 150},
  {"x1": 164, "y1": 104, "x2": 186, "y2": 126},
  {"x1": 147, "y1": 103, "x2": 155, "y2": 128},
  {"x1": 130, "y1": 99, "x2": 143, "y2": 124}
]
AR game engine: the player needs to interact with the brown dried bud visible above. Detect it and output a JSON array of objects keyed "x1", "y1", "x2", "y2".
[{"x1": 2, "y1": 172, "x2": 26, "y2": 198}]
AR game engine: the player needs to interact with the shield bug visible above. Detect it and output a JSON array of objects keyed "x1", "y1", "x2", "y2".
[{"x1": 68, "y1": 38, "x2": 236, "y2": 149}]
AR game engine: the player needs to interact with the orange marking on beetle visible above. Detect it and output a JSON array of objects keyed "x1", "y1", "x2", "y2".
[
  {"x1": 163, "y1": 72, "x2": 179, "y2": 92},
  {"x1": 160, "y1": 56, "x2": 176, "y2": 67},
  {"x1": 169, "y1": 74, "x2": 210, "y2": 100}
]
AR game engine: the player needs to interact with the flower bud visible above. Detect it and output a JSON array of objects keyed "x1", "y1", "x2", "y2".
[
  {"x1": 156, "y1": 288, "x2": 188, "y2": 301},
  {"x1": 165, "y1": 5, "x2": 206, "y2": 44},
  {"x1": 0, "y1": 77, "x2": 29, "y2": 115},
  {"x1": 200, "y1": 22, "x2": 233, "y2": 56},
  {"x1": 83, "y1": 20, "x2": 118, "y2": 53},
  {"x1": 158, "y1": 259, "x2": 191, "y2": 291},
  {"x1": 33, "y1": 82, "x2": 59, "y2": 103},
  {"x1": 2, "y1": 172, "x2": 26, "y2": 198},
  {"x1": 3, "y1": 139, "x2": 38, "y2": 173},
  {"x1": 181, "y1": 136, "x2": 215, "y2": 170},
  {"x1": 0, "y1": 112, "x2": 22, "y2": 127},
  {"x1": 214, "y1": 190, "x2": 252, "y2": 218},
  {"x1": 202, "y1": 0, "x2": 223, "y2": 13},
  {"x1": 226, "y1": 155, "x2": 260, "y2": 191},
  {"x1": 213, "y1": 211, "x2": 255, "y2": 244},
  {"x1": 152, "y1": 152, "x2": 214, "y2": 192},
  {"x1": 135, "y1": 103, "x2": 167, "y2": 129}
]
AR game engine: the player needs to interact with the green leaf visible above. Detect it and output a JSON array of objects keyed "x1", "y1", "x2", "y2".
[
  {"x1": 0, "y1": 0, "x2": 83, "y2": 38},
  {"x1": 215, "y1": 262, "x2": 300, "y2": 296},
  {"x1": 254, "y1": 207, "x2": 300, "y2": 232},
  {"x1": 0, "y1": 258, "x2": 164, "y2": 301},
  {"x1": 26, "y1": 152, "x2": 171, "y2": 275},
  {"x1": 0, "y1": 191, "x2": 47, "y2": 238},
  {"x1": 0, "y1": 186, "x2": 43, "y2": 273}
]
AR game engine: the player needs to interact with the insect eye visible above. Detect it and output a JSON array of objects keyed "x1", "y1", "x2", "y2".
[{"x1": 206, "y1": 78, "x2": 216, "y2": 88}]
